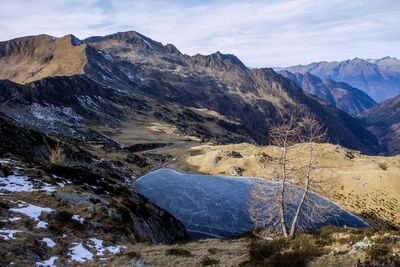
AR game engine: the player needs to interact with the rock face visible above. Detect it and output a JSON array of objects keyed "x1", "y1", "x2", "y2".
[
  {"x1": 361, "y1": 95, "x2": 400, "y2": 154},
  {"x1": 280, "y1": 70, "x2": 377, "y2": 116},
  {"x1": 284, "y1": 57, "x2": 400, "y2": 102},
  {"x1": 0, "y1": 31, "x2": 382, "y2": 154}
]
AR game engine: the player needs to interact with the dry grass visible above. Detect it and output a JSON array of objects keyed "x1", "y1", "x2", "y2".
[
  {"x1": 48, "y1": 145, "x2": 66, "y2": 165},
  {"x1": 0, "y1": 35, "x2": 87, "y2": 84},
  {"x1": 163, "y1": 143, "x2": 400, "y2": 228}
]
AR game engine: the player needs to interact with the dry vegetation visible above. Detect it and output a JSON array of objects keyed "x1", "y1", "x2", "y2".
[
  {"x1": 163, "y1": 142, "x2": 400, "y2": 229},
  {"x1": 103, "y1": 227, "x2": 400, "y2": 267}
]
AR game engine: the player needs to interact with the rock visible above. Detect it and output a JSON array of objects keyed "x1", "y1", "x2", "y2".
[
  {"x1": 351, "y1": 237, "x2": 372, "y2": 252},
  {"x1": 0, "y1": 163, "x2": 10, "y2": 177},
  {"x1": 127, "y1": 154, "x2": 149, "y2": 167},
  {"x1": 225, "y1": 151, "x2": 243, "y2": 158},
  {"x1": 228, "y1": 166, "x2": 244, "y2": 176},
  {"x1": 55, "y1": 192, "x2": 91, "y2": 205},
  {"x1": 108, "y1": 208, "x2": 124, "y2": 222},
  {"x1": 213, "y1": 156, "x2": 222, "y2": 165}
]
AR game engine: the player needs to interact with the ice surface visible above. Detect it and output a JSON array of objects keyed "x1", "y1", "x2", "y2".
[
  {"x1": 134, "y1": 168, "x2": 369, "y2": 238},
  {"x1": 68, "y1": 243, "x2": 94, "y2": 263},
  {"x1": 10, "y1": 203, "x2": 54, "y2": 228},
  {"x1": 36, "y1": 256, "x2": 58, "y2": 267}
]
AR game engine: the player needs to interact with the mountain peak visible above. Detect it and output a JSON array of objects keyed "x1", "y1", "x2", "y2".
[
  {"x1": 84, "y1": 31, "x2": 165, "y2": 52},
  {"x1": 189, "y1": 51, "x2": 247, "y2": 71}
]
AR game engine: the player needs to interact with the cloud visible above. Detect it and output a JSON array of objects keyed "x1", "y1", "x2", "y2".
[{"x1": 1, "y1": 0, "x2": 399, "y2": 66}]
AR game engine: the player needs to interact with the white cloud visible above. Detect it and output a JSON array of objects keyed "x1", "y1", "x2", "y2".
[{"x1": 1, "y1": 0, "x2": 399, "y2": 67}]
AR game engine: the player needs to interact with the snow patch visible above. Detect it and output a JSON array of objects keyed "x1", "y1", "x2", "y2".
[
  {"x1": 10, "y1": 203, "x2": 54, "y2": 228},
  {"x1": 41, "y1": 237, "x2": 56, "y2": 248},
  {"x1": 68, "y1": 243, "x2": 94, "y2": 263},
  {"x1": 72, "y1": 214, "x2": 84, "y2": 223},
  {"x1": 0, "y1": 229, "x2": 21, "y2": 240},
  {"x1": 88, "y1": 238, "x2": 127, "y2": 256},
  {"x1": 36, "y1": 256, "x2": 58, "y2": 267},
  {"x1": 0, "y1": 175, "x2": 56, "y2": 193},
  {"x1": 1, "y1": 217, "x2": 21, "y2": 222},
  {"x1": 30, "y1": 104, "x2": 84, "y2": 124}
]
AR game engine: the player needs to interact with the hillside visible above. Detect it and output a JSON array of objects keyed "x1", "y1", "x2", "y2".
[
  {"x1": 285, "y1": 57, "x2": 400, "y2": 102},
  {"x1": 279, "y1": 70, "x2": 377, "y2": 116},
  {"x1": 162, "y1": 143, "x2": 400, "y2": 229},
  {"x1": 361, "y1": 95, "x2": 400, "y2": 154}
]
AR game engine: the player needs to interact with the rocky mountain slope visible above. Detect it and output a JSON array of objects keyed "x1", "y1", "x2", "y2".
[
  {"x1": 0, "y1": 31, "x2": 382, "y2": 154},
  {"x1": 361, "y1": 95, "x2": 400, "y2": 154},
  {"x1": 0, "y1": 112, "x2": 189, "y2": 266},
  {"x1": 279, "y1": 70, "x2": 377, "y2": 116},
  {"x1": 284, "y1": 57, "x2": 400, "y2": 102}
]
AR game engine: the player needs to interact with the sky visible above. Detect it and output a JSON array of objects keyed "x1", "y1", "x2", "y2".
[{"x1": 1, "y1": 0, "x2": 399, "y2": 67}]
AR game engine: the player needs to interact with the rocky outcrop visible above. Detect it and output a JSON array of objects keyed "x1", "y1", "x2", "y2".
[{"x1": 0, "y1": 113, "x2": 190, "y2": 243}]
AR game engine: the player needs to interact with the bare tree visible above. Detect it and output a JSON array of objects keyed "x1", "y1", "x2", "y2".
[
  {"x1": 249, "y1": 112, "x2": 332, "y2": 239},
  {"x1": 288, "y1": 113, "x2": 328, "y2": 237}
]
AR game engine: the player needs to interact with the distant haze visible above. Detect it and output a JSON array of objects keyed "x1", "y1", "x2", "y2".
[{"x1": 1, "y1": 0, "x2": 399, "y2": 67}]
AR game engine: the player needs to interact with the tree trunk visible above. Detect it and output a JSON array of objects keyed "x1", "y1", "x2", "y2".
[
  {"x1": 289, "y1": 142, "x2": 314, "y2": 239},
  {"x1": 279, "y1": 131, "x2": 289, "y2": 238}
]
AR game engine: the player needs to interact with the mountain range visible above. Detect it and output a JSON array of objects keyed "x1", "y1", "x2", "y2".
[
  {"x1": 284, "y1": 57, "x2": 400, "y2": 102},
  {"x1": 279, "y1": 70, "x2": 377, "y2": 117},
  {"x1": 0, "y1": 32, "x2": 383, "y2": 155},
  {"x1": 1, "y1": 30, "x2": 400, "y2": 266}
]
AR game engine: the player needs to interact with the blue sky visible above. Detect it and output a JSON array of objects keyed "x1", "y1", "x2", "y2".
[{"x1": 1, "y1": 0, "x2": 399, "y2": 67}]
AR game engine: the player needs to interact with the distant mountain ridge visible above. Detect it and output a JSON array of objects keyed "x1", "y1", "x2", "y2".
[
  {"x1": 284, "y1": 57, "x2": 400, "y2": 102},
  {"x1": 279, "y1": 70, "x2": 377, "y2": 116},
  {"x1": 0, "y1": 31, "x2": 382, "y2": 154},
  {"x1": 361, "y1": 94, "x2": 400, "y2": 154}
]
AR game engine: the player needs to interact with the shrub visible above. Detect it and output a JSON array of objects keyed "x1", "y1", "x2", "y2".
[
  {"x1": 248, "y1": 235, "x2": 320, "y2": 267},
  {"x1": 377, "y1": 162, "x2": 388, "y2": 170},
  {"x1": 366, "y1": 243, "x2": 391, "y2": 260},
  {"x1": 207, "y1": 247, "x2": 219, "y2": 254},
  {"x1": 125, "y1": 250, "x2": 141, "y2": 258},
  {"x1": 200, "y1": 256, "x2": 220, "y2": 266},
  {"x1": 249, "y1": 239, "x2": 286, "y2": 262},
  {"x1": 165, "y1": 248, "x2": 192, "y2": 257},
  {"x1": 49, "y1": 145, "x2": 66, "y2": 165}
]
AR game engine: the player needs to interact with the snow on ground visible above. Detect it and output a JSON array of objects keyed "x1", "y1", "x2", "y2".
[
  {"x1": 30, "y1": 103, "x2": 84, "y2": 125},
  {"x1": 88, "y1": 237, "x2": 127, "y2": 256},
  {"x1": 36, "y1": 256, "x2": 58, "y2": 267},
  {"x1": 0, "y1": 217, "x2": 21, "y2": 222},
  {"x1": 0, "y1": 229, "x2": 21, "y2": 240},
  {"x1": 72, "y1": 215, "x2": 85, "y2": 223},
  {"x1": 41, "y1": 238, "x2": 56, "y2": 248},
  {"x1": 0, "y1": 175, "x2": 56, "y2": 193},
  {"x1": 10, "y1": 203, "x2": 54, "y2": 229},
  {"x1": 68, "y1": 243, "x2": 93, "y2": 263}
]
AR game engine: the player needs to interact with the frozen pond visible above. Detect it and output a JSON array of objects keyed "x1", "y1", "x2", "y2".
[{"x1": 134, "y1": 168, "x2": 368, "y2": 238}]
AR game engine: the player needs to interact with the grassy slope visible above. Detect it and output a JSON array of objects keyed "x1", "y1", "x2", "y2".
[{"x1": 162, "y1": 143, "x2": 400, "y2": 228}]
